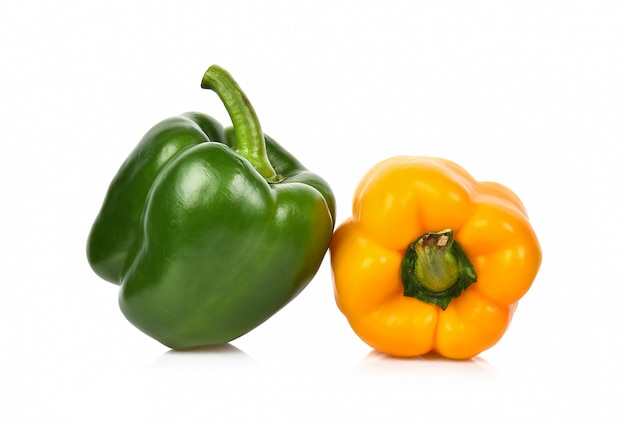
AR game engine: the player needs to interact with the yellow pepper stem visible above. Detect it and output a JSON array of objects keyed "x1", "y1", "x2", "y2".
[{"x1": 401, "y1": 229, "x2": 477, "y2": 310}]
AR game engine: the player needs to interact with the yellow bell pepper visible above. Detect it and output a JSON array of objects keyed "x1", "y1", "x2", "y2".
[{"x1": 330, "y1": 156, "x2": 541, "y2": 359}]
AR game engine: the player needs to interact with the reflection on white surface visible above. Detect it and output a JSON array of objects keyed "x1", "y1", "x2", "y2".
[
  {"x1": 356, "y1": 349, "x2": 500, "y2": 381},
  {"x1": 150, "y1": 343, "x2": 258, "y2": 370}
]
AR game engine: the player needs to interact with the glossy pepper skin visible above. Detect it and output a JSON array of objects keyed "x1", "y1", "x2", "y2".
[
  {"x1": 87, "y1": 65, "x2": 335, "y2": 350},
  {"x1": 330, "y1": 157, "x2": 541, "y2": 359}
]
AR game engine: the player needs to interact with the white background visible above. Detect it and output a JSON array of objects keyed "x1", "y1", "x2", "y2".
[{"x1": 1, "y1": 0, "x2": 625, "y2": 422}]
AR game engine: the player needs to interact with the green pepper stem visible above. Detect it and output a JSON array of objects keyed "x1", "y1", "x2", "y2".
[
  {"x1": 201, "y1": 65, "x2": 279, "y2": 182},
  {"x1": 401, "y1": 229, "x2": 477, "y2": 310}
]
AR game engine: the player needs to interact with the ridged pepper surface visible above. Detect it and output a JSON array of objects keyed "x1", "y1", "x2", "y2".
[{"x1": 330, "y1": 157, "x2": 541, "y2": 359}]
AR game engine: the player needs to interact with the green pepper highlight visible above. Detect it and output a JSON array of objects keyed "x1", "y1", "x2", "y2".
[{"x1": 86, "y1": 65, "x2": 336, "y2": 349}]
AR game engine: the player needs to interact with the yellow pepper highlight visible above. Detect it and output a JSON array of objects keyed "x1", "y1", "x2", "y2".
[{"x1": 330, "y1": 157, "x2": 541, "y2": 359}]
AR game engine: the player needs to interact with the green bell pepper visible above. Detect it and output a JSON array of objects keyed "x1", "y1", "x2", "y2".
[{"x1": 86, "y1": 65, "x2": 336, "y2": 350}]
